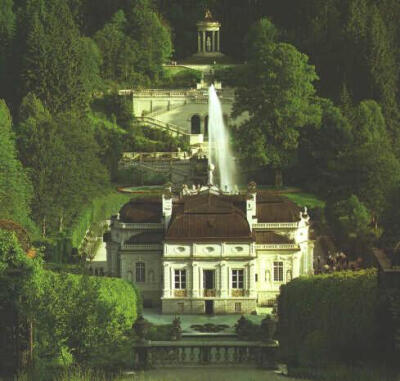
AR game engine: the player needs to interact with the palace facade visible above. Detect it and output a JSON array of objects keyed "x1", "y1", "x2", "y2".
[{"x1": 105, "y1": 183, "x2": 314, "y2": 314}]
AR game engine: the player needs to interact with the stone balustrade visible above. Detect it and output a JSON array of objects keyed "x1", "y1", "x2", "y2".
[
  {"x1": 133, "y1": 340, "x2": 278, "y2": 370},
  {"x1": 121, "y1": 243, "x2": 163, "y2": 251},
  {"x1": 253, "y1": 222, "x2": 299, "y2": 229},
  {"x1": 114, "y1": 221, "x2": 164, "y2": 231},
  {"x1": 255, "y1": 244, "x2": 300, "y2": 250}
]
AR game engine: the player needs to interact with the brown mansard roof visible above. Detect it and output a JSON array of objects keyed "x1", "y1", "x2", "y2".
[
  {"x1": 119, "y1": 198, "x2": 162, "y2": 223},
  {"x1": 126, "y1": 231, "x2": 164, "y2": 244},
  {"x1": 166, "y1": 192, "x2": 252, "y2": 242},
  {"x1": 118, "y1": 191, "x2": 301, "y2": 234},
  {"x1": 256, "y1": 192, "x2": 301, "y2": 223},
  {"x1": 254, "y1": 231, "x2": 294, "y2": 244}
]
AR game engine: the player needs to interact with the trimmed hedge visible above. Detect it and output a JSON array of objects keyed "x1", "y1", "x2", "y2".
[
  {"x1": 278, "y1": 269, "x2": 379, "y2": 367},
  {"x1": 36, "y1": 191, "x2": 132, "y2": 263},
  {"x1": 70, "y1": 191, "x2": 132, "y2": 248}
]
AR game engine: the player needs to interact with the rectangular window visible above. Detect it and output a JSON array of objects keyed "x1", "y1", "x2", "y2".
[
  {"x1": 255, "y1": 273, "x2": 258, "y2": 282},
  {"x1": 235, "y1": 302, "x2": 242, "y2": 312},
  {"x1": 232, "y1": 269, "x2": 244, "y2": 289},
  {"x1": 136, "y1": 262, "x2": 145, "y2": 282},
  {"x1": 174, "y1": 269, "x2": 186, "y2": 289},
  {"x1": 273, "y1": 261, "x2": 284, "y2": 282}
]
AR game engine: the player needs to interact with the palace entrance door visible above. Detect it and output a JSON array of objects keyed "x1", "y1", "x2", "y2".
[
  {"x1": 203, "y1": 270, "x2": 215, "y2": 294},
  {"x1": 203, "y1": 270, "x2": 215, "y2": 314}
]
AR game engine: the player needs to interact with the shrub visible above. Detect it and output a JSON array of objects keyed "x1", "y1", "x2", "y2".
[
  {"x1": 278, "y1": 269, "x2": 379, "y2": 367},
  {"x1": 33, "y1": 271, "x2": 141, "y2": 370}
]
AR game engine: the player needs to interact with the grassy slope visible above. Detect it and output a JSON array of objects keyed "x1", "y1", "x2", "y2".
[{"x1": 282, "y1": 192, "x2": 325, "y2": 209}]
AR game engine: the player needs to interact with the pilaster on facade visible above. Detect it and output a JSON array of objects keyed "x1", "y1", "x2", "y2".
[
  {"x1": 220, "y1": 262, "x2": 228, "y2": 298},
  {"x1": 249, "y1": 261, "x2": 257, "y2": 298},
  {"x1": 192, "y1": 263, "x2": 199, "y2": 297},
  {"x1": 162, "y1": 262, "x2": 170, "y2": 298}
]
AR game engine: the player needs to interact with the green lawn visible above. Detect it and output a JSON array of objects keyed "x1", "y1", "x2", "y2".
[
  {"x1": 282, "y1": 192, "x2": 325, "y2": 209},
  {"x1": 117, "y1": 368, "x2": 307, "y2": 381},
  {"x1": 163, "y1": 66, "x2": 200, "y2": 77}
]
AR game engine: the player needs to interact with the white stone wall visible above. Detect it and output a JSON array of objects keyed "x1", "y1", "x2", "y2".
[{"x1": 106, "y1": 209, "x2": 315, "y2": 313}]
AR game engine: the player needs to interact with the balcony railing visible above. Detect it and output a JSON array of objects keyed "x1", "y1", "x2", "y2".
[
  {"x1": 203, "y1": 289, "x2": 216, "y2": 297},
  {"x1": 174, "y1": 290, "x2": 187, "y2": 298},
  {"x1": 255, "y1": 244, "x2": 299, "y2": 250},
  {"x1": 253, "y1": 222, "x2": 298, "y2": 229},
  {"x1": 231, "y1": 289, "x2": 244, "y2": 297}
]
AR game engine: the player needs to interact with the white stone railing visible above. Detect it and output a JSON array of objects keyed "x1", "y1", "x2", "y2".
[
  {"x1": 114, "y1": 221, "x2": 164, "y2": 230},
  {"x1": 256, "y1": 244, "x2": 299, "y2": 250},
  {"x1": 121, "y1": 243, "x2": 163, "y2": 251},
  {"x1": 253, "y1": 222, "x2": 299, "y2": 229}
]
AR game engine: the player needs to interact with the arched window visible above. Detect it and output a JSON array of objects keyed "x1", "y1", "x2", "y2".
[
  {"x1": 191, "y1": 115, "x2": 201, "y2": 134},
  {"x1": 136, "y1": 262, "x2": 145, "y2": 283},
  {"x1": 204, "y1": 115, "x2": 209, "y2": 138}
]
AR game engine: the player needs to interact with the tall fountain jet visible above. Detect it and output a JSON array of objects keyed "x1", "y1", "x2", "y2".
[{"x1": 208, "y1": 85, "x2": 237, "y2": 192}]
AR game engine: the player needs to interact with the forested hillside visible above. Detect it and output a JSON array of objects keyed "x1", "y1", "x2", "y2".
[{"x1": 1, "y1": 0, "x2": 400, "y2": 258}]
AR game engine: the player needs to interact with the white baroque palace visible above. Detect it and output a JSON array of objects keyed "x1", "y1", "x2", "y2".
[{"x1": 105, "y1": 183, "x2": 314, "y2": 314}]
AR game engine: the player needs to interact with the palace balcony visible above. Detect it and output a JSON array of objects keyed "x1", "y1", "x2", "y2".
[
  {"x1": 174, "y1": 289, "x2": 187, "y2": 298},
  {"x1": 231, "y1": 289, "x2": 244, "y2": 297},
  {"x1": 203, "y1": 289, "x2": 216, "y2": 297}
]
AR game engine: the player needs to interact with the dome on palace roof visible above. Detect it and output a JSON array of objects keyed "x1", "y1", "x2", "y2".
[
  {"x1": 166, "y1": 193, "x2": 251, "y2": 242},
  {"x1": 119, "y1": 198, "x2": 162, "y2": 223}
]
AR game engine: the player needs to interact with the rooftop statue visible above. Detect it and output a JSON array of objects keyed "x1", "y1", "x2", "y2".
[{"x1": 205, "y1": 9, "x2": 213, "y2": 20}]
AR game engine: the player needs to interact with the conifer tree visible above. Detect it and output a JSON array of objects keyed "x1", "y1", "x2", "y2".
[
  {"x1": 21, "y1": 0, "x2": 88, "y2": 114},
  {"x1": 0, "y1": 99, "x2": 33, "y2": 231}
]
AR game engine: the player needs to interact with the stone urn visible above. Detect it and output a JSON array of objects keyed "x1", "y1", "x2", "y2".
[
  {"x1": 234, "y1": 315, "x2": 249, "y2": 339},
  {"x1": 260, "y1": 315, "x2": 277, "y2": 342},
  {"x1": 170, "y1": 316, "x2": 182, "y2": 341},
  {"x1": 132, "y1": 315, "x2": 149, "y2": 343}
]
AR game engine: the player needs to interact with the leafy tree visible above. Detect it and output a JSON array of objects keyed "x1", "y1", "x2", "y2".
[
  {"x1": 79, "y1": 37, "x2": 103, "y2": 94},
  {"x1": 0, "y1": 100, "x2": 33, "y2": 231},
  {"x1": 325, "y1": 195, "x2": 376, "y2": 258},
  {"x1": 21, "y1": 0, "x2": 89, "y2": 113},
  {"x1": 232, "y1": 21, "x2": 321, "y2": 186},
  {"x1": 15, "y1": 94, "x2": 108, "y2": 235},
  {"x1": 245, "y1": 18, "x2": 278, "y2": 61},
  {"x1": 126, "y1": 0, "x2": 172, "y2": 81},
  {"x1": 297, "y1": 98, "x2": 352, "y2": 196},
  {"x1": 94, "y1": 10, "x2": 128, "y2": 82},
  {"x1": 0, "y1": 0, "x2": 15, "y2": 89},
  {"x1": 343, "y1": 101, "x2": 400, "y2": 219}
]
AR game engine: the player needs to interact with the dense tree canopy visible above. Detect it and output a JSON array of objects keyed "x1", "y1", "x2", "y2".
[
  {"x1": 15, "y1": 94, "x2": 108, "y2": 236},
  {"x1": 0, "y1": 100, "x2": 33, "y2": 231},
  {"x1": 232, "y1": 19, "x2": 321, "y2": 186}
]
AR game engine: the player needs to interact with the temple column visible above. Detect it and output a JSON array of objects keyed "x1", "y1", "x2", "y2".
[
  {"x1": 202, "y1": 31, "x2": 206, "y2": 52},
  {"x1": 197, "y1": 32, "x2": 201, "y2": 53},
  {"x1": 217, "y1": 31, "x2": 220, "y2": 51},
  {"x1": 212, "y1": 31, "x2": 216, "y2": 52}
]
